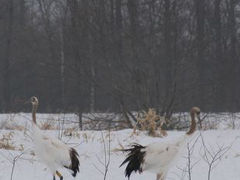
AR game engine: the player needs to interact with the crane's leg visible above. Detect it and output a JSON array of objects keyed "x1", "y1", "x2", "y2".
[
  {"x1": 56, "y1": 171, "x2": 63, "y2": 180},
  {"x1": 53, "y1": 175, "x2": 56, "y2": 180},
  {"x1": 156, "y1": 173, "x2": 165, "y2": 180}
]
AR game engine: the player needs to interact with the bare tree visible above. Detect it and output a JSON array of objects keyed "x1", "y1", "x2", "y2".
[
  {"x1": 0, "y1": 0, "x2": 239, "y2": 114},
  {"x1": 2, "y1": 0, "x2": 13, "y2": 112},
  {"x1": 200, "y1": 133, "x2": 231, "y2": 180}
]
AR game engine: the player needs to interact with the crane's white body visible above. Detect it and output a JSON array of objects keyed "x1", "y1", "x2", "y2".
[
  {"x1": 142, "y1": 134, "x2": 192, "y2": 178},
  {"x1": 32, "y1": 124, "x2": 72, "y2": 174},
  {"x1": 121, "y1": 107, "x2": 200, "y2": 180}
]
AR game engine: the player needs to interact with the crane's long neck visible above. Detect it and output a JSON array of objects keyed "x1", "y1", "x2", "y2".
[
  {"x1": 32, "y1": 104, "x2": 38, "y2": 125},
  {"x1": 186, "y1": 112, "x2": 196, "y2": 135}
]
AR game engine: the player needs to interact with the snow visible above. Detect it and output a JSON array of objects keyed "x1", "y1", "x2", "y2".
[{"x1": 1, "y1": 113, "x2": 240, "y2": 180}]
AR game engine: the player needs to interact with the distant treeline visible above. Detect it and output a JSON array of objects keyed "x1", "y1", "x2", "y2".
[{"x1": 0, "y1": 0, "x2": 239, "y2": 114}]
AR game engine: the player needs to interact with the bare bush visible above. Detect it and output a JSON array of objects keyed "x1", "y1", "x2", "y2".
[
  {"x1": 177, "y1": 136, "x2": 200, "y2": 180},
  {"x1": 83, "y1": 113, "x2": 122, "y2": 130},
  {"x1": 10, "y1": 152, "x2": 25, "y2": 180},
  {"x1": 200, "y1": 133, "x2": 231, "y2": 180},
  {"x1": 93, "y1": 131, "x2": 111, "y2": 180}
]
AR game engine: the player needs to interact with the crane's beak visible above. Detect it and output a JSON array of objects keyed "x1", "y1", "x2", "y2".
[
  {"x1": 197, "y1": 114, "x2": 201, "y2": 122},
  {"x1": 197, "y1": 113, "x2": 202, "y2": 129}
]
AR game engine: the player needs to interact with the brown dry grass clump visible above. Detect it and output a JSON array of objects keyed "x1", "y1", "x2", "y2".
[
  {"x1": 0, "y1": 119, "x2": 25, "y2": 131},
  {"x1": 134, "y1": 108, "x2": 167, "y2": 137},
  {"x1": 0, "y1": 132, "x2": 24, "y2": 151},
  {"x1": 63, "y1": 127, "x2": 80, "y2": 138},
  {"x1": 0, "y1": 132, "x2": 15, "y2": 150},
  {"x1": 40, "y1": 120, "x2": 54, "y2": 130}
]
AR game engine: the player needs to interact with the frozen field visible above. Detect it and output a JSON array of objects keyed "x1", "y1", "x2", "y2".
[{"x1": 0, "y1": 113, "x2": 240, "y2": 180}]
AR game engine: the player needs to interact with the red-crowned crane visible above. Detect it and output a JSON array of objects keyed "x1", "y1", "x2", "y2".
[
  {"x1": 120, "y1": 107, "x2": 201, "y2": 180},
  {"x1": 29, "y1": 96, "x2": 79, "y2": 180}
]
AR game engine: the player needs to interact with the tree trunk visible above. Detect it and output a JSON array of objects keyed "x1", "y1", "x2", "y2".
[
  {"x1": 214, "y1": 0, "x2": 224, "y2": 111},
  {"x1": 60, "y1": 23, "x2": 65, "y2": 110},
  {"x1": 227, "y1": 0, "x2": 238, "y2": 110},
  {"x1": 195, "y1": 0, "x2": 205, "y2": 108},
  {"x1": 3, "y1": 0, "x2": 14, "y2": 112}
]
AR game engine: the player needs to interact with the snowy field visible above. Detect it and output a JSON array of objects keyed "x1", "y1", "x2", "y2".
[{"x1": 1, "y1": 113, "x2": 240, "y2": 180}]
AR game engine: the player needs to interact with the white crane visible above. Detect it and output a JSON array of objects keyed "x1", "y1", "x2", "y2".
[
  {"x1": 120, "y1": 107, "x2": 201, "y2": 180},
  {"x1": 29, "y1": 96, "x2": 79, "y2": 180}
]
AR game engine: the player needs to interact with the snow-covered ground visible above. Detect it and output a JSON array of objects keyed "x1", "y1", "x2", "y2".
[{"x1": 1, "y1": 113, "x2": 240, "y2": 180}]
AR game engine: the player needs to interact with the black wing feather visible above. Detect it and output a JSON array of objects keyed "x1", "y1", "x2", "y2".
[
  {"x1": 120, "y1": 143, "x2": 146, "y2": 179},
  {"x1": 64, "y1": 148, "x2": 80, "y2": 177}
]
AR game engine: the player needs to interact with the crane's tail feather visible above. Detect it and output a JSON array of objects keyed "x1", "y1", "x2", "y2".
[
  {"x1": 65, "y1": 148, "x2": 80, "y2": 177},
  {"x1": 120, "y1": 143, "x2": 146, "y2": 179}
]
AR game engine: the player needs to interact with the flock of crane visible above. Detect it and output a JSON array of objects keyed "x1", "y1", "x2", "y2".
[{"x1": 27, "y1": 96, "x2": 201, "y2": 180}]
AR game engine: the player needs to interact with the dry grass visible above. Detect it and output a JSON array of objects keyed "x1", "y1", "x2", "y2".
[
  {"x1": 40, "y1": 120, "x2": 54, "y2": 130},
  {"x1": 0, "y1": 132, "x2": 15, "y2": 150},
  {"x1": 30, "y1": 150, "x2": 35, "y2": 156},
  {"x1": 0, "y1": 116, "x2": 25, "y2": 131},
  {"x1": 3, "y1": 124, "x2": 24, "y2": 131},
  {"x1": 63, "y1": 127, "x2": 80, "y2": 138},
  {"x1": 134, "y1": 108, "x2": 167, "y2": 137},
  {"x1": 0, "y1": 132, "x2": 25, "y2": 151}
]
